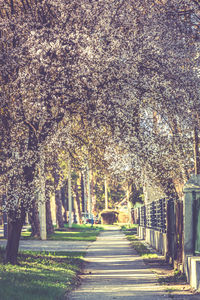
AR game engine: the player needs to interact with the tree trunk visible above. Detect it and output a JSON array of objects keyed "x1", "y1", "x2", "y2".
[
  {"x1": 194, "y1": 126, "x2": 200, "y2": 175},
  {"x1": 52, "y1": 166, "x2": 64, "y2": 229},
  {"x1": 38, "y1": 151, "x2": 47, "y2": 240},
  {"x1": 86, "y1": 162, "x2": 91, "y2": 215},
  {"x1": 83, "y1": 171, "x2": 87, "y2": 212},
  {"x1": 105, "y1": 177, "x2": 108, "y2": 210},
  {"x1": 74, "y1": 178, "x2": 82, "y2": 224},
  {"x1": 81, "y1": 173, "x2": 85, "y2": 212},
  {"x1": 91, "y1": 171, "x2": 96, "y2": 214},
  {"x1": 29, "y1": 200, "x2": 40, "y2": 238},
  {"x1": 61, "y1": 182, "x2": 68, "y2": 224},
  {"x1": 68, "y1": 158, "x2": 73, "y2": 228},
  {"x1": 5, "y1": 213, "x2": 25, "y2": 264},
  {"x1": 55, "y1": 189, "x2": 64, "y2": 229},
  {"x1": 4, "y1": 130, "x2": 39, "y2": 264},
  {"x1": 46, "y1": 194, "x2": 54, "y2": 235}
]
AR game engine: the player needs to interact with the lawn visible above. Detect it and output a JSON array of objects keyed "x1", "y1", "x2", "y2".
[
  {"x1": 22, "y1": 224, "x2": 104, "y2": 241},
  {"x1": 0, "y1": 248, "x2": 85, "y2": 300}
]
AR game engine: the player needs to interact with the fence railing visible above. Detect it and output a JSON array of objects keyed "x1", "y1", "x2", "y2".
[
  {"x1": 132, "y1": 198, "x2": 167, "y2": 233},
  {"x1": 131, "y1": 198, "x2": 183, "y2": 264}
]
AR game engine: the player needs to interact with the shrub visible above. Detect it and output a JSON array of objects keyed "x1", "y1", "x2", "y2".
[{"x1": 100, "y1": 210, "x2": 119, "y2": 225}]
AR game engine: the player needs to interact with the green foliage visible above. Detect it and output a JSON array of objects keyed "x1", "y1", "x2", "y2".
[
  {"x1": 94, "y1": 177, "x2": 106, "y2": 212},
  {"x1": 0, "y1": 248, "x2": 84, "y2": 300},
  {"x1": 94, "y1": 176, "x2": 126, "y2": 212},
  {"x1": 129, "y1": 184, "x2": 144, "y2": 206},
  {"x1": 109, "y1": 182, "x2": 126, "y2": 207}
]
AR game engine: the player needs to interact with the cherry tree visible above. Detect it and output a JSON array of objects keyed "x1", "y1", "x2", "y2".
[
  {"x1": 0, "y1": 0, "x2": 199, "y2": 264},
  {"x1": 0, "y1": 0, "x2": 138, "y2": 263}
]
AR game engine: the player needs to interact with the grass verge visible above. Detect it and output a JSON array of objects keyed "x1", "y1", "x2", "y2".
[
  {"x1": 121, "y1": 224, "x2": 138, "y2": 232},
  {"x1": 22, "y1": 224, "x2": 104, "y2": 241},
  {"x1": 0, "y1": 247, "x2": 85, "y2": 300},
  {"x1": 124, "y1": 231, "x2": 158, "y2": 259},
  {"x1": 123, "y1": 229, "x2": 188, "y2": 286}
]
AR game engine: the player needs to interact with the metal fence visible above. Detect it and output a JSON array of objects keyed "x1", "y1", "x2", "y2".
[
  {"x1": 132, "y1": 198, "x2": 183, "y2": 264},
  {"x1": 132, "y1": 198, "x2": 167, "y2": 233}
]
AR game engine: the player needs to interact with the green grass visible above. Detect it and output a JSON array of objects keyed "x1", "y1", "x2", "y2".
[
  {"x1": 22, "y1": 224, "x2": 104, "y2": 241},
  {"x1": 124, "y1": 231, "x2": 158, "y2": 259},
  {"x1": 64, "y1": 223, "x2": 103, "y2": 230},
  {"x1": 121, "y1": 224, "x2": 138, "y2": 232},
  {"x1": 47, "y1": 230, "x2": 98, "y2": 241},
  {"x1": 0, "y1": 247, "x2": 85, "y2": 300}
]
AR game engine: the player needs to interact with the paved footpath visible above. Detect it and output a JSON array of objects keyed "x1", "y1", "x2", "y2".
[
  {"x1": 67, "y1": 228, "x2": 198, "y2": 300},
  {"x1": 0, "y1": 239, "x2": 92, "y2": 252}
]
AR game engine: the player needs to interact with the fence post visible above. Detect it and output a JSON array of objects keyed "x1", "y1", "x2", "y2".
[{"x1": 166, "y1": 199, "x2": 175, "y2": 264}]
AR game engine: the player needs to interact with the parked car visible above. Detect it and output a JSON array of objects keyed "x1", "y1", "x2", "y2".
[
  {"x1": 81, "y1": 213, "x2": 101, "y2": 225},
  {"x1": 94, "y1": 215, "x2": 101, "y2": 224},
  {"x1": 81, "y1": 213, "x2": 90, "y2": 224}
]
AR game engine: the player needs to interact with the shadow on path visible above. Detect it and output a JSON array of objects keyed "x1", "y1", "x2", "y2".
[{"x1": 67, "y1": 229, "x2": 172, "y2": 300}]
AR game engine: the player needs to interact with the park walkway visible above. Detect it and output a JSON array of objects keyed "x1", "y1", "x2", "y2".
[
  {"x1": 68, "y1": 228, "x2": 199, "y2": 300},
  {"x1": 0, "y1": 239, "x2": 91, "y2": 252}
]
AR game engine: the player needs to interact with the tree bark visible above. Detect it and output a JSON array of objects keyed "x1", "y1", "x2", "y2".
[
  {"x1": 29, "y1": 200, "x2": 40, "y2": 238},
  {"x1": 105, "y1": 177, "x2": 108, "y2": 210},
  {"x1": 68, "y1": 158, "x2": 72, "y2": 228},
  {"x1": 91, "y1": 171, "x2": 96, "y2": 214},
  {"x1": 55, "y1": 189, "x2": 64, "y2": 229},
  {"x1": 61, "y1": 183, "x2": 68, "y2": 224},
  {"x1": 46, "y1": 194, "x2": 54, "y2": 235},
  {"x1": 52, "y1": 166, "x2": 64, "y2": 229},
  {"x1": 5, "y1": 163, "x2": 36, "y2": 264},
  {"x1": 5, "y1": 213, "x2": 25, "y2": 264},
  {"x1": 194, "y1": 126, "x2": 200, "y2": 175},
  {"x1": 86, "y1": 162, "x2": 91, "y2": 215},
  {"x1": 81, "y1": 172, "x2": 85, "y2": 212},
  {"x1": 74, "y1": 178, "x2": 82, "y2": 224},
  {"x1": 38, "y1": 151, "x2": 47, "y2": 240}
]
